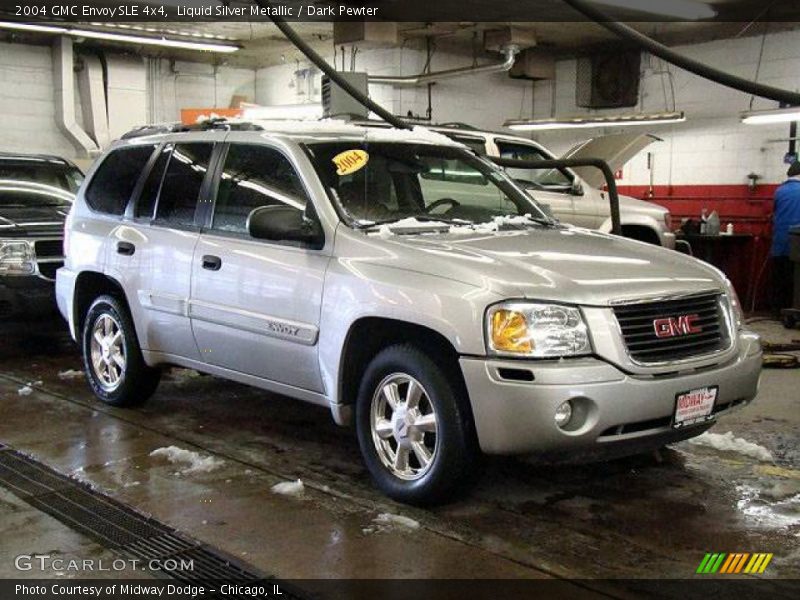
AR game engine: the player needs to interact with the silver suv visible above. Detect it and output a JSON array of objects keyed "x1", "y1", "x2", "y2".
[{"x1": 56, "y1": 120, "x2": 762, "y2": 504}]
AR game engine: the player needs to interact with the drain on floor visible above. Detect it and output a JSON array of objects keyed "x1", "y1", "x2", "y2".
[{"x1": 0, "y1": 444, "x2": 308, "y2": 599}]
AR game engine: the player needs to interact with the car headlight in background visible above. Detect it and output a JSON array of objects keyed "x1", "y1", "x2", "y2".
[
  {"x1": 487, "y1": 302, "x2": 591, "y2": 358},
  {"x1": 724, "y1": 279, "x2": 744, "y2": 330},
  {"x1": 0, "y1": 240, "x2": 35, "y2": 275}
]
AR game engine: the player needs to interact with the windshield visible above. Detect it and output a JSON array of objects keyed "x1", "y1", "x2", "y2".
[
  {"x1": 0, "y1": 163, "x2": 84, "y2": 194},
  {"x1": 0, "y1": 161, "x2": 82, "y2": 207},
  {"x1": 305, "y1": 141, "x2": 548, "y2": 227}
]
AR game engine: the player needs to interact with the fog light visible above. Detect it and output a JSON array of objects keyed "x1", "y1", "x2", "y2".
[{"x1": 555, "y1": 400, "x2": 573, "y2": 428}]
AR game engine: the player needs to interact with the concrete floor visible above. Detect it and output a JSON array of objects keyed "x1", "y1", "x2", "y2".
[{"x1": 0, "y1": 318, "x2": 798, "y2": 593}]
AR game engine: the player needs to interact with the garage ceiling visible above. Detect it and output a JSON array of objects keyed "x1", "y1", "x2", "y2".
[{"x1": 0, "y1": 0, "x2": 799, "y2": 68}]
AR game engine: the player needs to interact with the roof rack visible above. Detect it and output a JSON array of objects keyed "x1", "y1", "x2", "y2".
[
  {"x1": 436, "y1": 122, "x2": 479, "y2": 131},
  {"x1": 121, "y1": 118, "x2": 264, "y2": 140}
]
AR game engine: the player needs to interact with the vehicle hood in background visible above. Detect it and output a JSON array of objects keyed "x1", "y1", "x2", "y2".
[{"x1": 561, "y1": 133, "x2": 661, "y2": 189}]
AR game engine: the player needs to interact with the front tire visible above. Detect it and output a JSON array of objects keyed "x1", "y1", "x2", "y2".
[
  {"x1": 82, "y1": 295, "x2": 160, "y2": 407},
  {"x1": 355, "y1": 344, "x2": 477, "y2": 505}
]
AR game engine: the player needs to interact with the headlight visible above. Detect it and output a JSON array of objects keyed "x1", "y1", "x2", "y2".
[
  {"x1": 0, "y1": 240, "x2": 35, "y2": 275},
  {"x1": 724, "y1": 279, "x2": 743, "y2": 330},
  {"x1": 486, "y1": 302, "x2": 591, "y2": 358}
]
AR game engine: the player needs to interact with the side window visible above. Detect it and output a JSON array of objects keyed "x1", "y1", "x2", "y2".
[
  {"x1": 85, "y1": 145, "x2": 155, "y2": 215},
  {"x1": 135, "y1": 145, "x2": 171, "y2": 219},
  {"x1": 154, "y1": 143, "x2": 213, "y2": 228},
  {"x1": 496, "y1": 141, "x2": 572, "y2": 189},
  {"x1": 212, "y1": 144, "x2": 308, "y2": 235},
  {"x1": 450, "y1": 135, "x2": 487, "y2": 155}
]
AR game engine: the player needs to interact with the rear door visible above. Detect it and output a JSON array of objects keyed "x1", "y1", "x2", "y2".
[
  {"x1": 189, "y1": 140, "x2": 329, "y2": 392},
  {"x1": 107, "y1": 138, "x2": 218, "y2": 360}
]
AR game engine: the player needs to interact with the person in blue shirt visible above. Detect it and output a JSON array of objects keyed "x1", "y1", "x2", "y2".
[{"x1": 771, "y1": 161, "x2": 800, "y2": 315}]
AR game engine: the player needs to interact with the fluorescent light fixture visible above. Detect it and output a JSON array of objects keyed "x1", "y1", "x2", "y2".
[
  {"x1": 242, "y1": 104, "x2": 323, "y2": 120},
  {"x1": 504, "y1": 111, "x2": 686, "y2": 131},
  {"x1": 741, "y1": 107, "x2": 800, "y2": 125},
  {"x1": 0, "y1": 21, "x2": 239, "y2": 53},
  {"x1": 588, "y1": 0, "x2": 716, "y2": 20}
]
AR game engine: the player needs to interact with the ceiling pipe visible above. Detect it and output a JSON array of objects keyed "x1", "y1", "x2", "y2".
[
  {"x1": 52, "y1": 37, "x2": 99, "y2": 158},
  {"x1": 369, "y1": 45, "x2": 520, "y2": 86}
]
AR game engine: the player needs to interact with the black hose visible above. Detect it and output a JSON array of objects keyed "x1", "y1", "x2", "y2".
[
  {"x1": 562, "y1": 0, "x2": 800, "y2": 106},
  {"x1": 254, "y1": 2, "x2": 411, "y2": 130}
]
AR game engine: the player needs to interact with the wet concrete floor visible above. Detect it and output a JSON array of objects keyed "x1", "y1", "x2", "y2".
[{"x1": 0, "y1": 318, "x2": 798, "y2": 594}]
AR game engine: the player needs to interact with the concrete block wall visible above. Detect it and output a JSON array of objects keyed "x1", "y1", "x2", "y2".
[
  {"x1": 0, "y1": 41, "x2": 79, "y2": 159},
  {"x1": 529, "y1": 29, "x2": 800, "y2": 188},
  {"x1": 254, "y1": 44, "x2": 533, "y2": 130}
]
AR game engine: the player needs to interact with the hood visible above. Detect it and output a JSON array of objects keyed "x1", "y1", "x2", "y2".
[
  {"x1": 347, "y1": 225, "x2": 722, "y2": 305},
  {"x1": 562, "y1": 133, "x2": 660, "y2": 189},
  {"x1": 0, "y1": 204, "x2": 69, "y2": 236}
]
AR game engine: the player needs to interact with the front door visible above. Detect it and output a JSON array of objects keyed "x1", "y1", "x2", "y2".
[{"x1": 189, "y1": 141, "x2": 329, "y2": 392}]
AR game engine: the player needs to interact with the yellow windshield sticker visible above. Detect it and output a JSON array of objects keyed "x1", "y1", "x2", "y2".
[{"x1": 333, "y1": 149, "x2": 369, "y2": 176}]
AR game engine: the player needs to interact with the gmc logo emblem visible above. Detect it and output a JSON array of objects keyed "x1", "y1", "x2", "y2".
[{"x1": 653, "y1": 314, "x2": 702, "y2": 338}]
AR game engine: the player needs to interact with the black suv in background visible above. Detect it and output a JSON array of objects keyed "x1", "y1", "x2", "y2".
[{"x1": 0, "y1": 153, "x2": 83, "y2": 323}]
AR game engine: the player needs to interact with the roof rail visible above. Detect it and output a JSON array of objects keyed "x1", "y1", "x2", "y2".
[
  {"x1": 436, "y1": 122, "x2": 479, "y2": 131},
  {"x1": 120, "y1": 118, "x2": 264, "y2": 140}
]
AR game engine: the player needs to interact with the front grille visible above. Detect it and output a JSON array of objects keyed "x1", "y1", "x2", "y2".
[
  {"x1": 34, "y1": 239, "x2": 63, "y2": 258},
  {"x1": 614, "y1": 293, "x2": 729, "y2": 364}
]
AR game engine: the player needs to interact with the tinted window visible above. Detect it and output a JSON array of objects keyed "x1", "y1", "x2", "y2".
[
  {"x1": 154, "y1": 143, "x2": 213, "y2": 228},
  {"x1": 86, "y1": 146, "x2": 155, "y2": 215},
  {"x1": 212, "y1": 144, "x2": 308, "y2": 235},
  {"x1": 135, "y1": 145, "x2": 171, "y2": 219}
]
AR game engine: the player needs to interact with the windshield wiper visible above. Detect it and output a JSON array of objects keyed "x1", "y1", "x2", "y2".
[{"x1": 356, "y1": 215, "x2": 474, "y2": 230}]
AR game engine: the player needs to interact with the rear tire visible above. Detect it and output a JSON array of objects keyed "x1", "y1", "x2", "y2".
[
  {"x1": 355, "y1": 344, "x2": 478, "y2": 505},
  {"x1": 82, "y1": 295, "x2": 160, "y2": 407}
]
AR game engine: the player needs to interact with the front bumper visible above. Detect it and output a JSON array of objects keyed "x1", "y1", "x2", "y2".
[
  {"x1": 0, "y1": 275, "x2": 58, "y2": 321},
  {"x1": 460, "y1": 331, "x2": 762, "y2": 455}
]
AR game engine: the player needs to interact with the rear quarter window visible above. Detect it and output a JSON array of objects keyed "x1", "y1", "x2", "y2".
[{"x1": 85, "y1": 145, "x2": 156, "y2": 215}]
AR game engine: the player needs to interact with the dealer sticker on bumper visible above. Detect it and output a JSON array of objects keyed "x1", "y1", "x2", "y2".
[{"x1": 674, "y1": 386, "x2": 718, "y2": 428}]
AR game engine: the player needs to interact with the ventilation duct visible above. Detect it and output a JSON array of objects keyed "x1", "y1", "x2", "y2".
[{"x1": 52, "y1": 37, "x2": 99, "y2": 157}]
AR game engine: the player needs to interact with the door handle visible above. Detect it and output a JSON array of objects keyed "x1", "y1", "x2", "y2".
[
  {"x1": 202, "y1": 255, "x2": 222, "y2": 271},
  {"x1": 116, "y1": 241, "x2": 135, "y2": 256}
]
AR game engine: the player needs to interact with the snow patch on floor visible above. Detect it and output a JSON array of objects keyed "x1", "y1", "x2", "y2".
[
  {"x1": 270, "y1": 479, "x2": 304, "y2": 497},
  {"x1": 17, "y1": 386, "x2": 33, "y2": 396},
  {"x1": 58, "y1": 369, "x2": 85, "y2": 380},
  {"x1": 149, "y1": 446, "x2": 224, "y2": 474},
  {"x1": 373, "y1": 512, "x2": 421, "y2": 530},
  {"x1": 689, "y1": 431, "x2": 774, "y2": 462}
]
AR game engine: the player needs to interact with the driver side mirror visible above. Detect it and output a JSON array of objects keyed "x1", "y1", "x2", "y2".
[{"x1": 247, "y1": 205, "x2": 324, "y2": 248}]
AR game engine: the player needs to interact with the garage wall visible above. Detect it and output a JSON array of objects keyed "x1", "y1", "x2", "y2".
[
  {"x1": 149, "y1": 59, "x2": 256, "y2": 123},
  {"x1": 0, "y1": 41, "x2": 79, "y2": 159},
  {"x1": 255, "y1": 45, "x2": 533, "y2": 130},
  {"x1": 529, "y1": 28, "x2": 800, "y2": 189}
]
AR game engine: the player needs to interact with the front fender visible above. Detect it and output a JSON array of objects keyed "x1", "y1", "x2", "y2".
[{"x1": 318, "y1": 258, "x2": 499, "y2": 413}]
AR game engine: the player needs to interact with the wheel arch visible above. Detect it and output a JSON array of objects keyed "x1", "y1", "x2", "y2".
[
  {"x1": 72, "y1": 271, "x2": 130, "y2": 340},
  {"x1": 334, "y1": 317, "x2": 470, "y2": 427}
]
